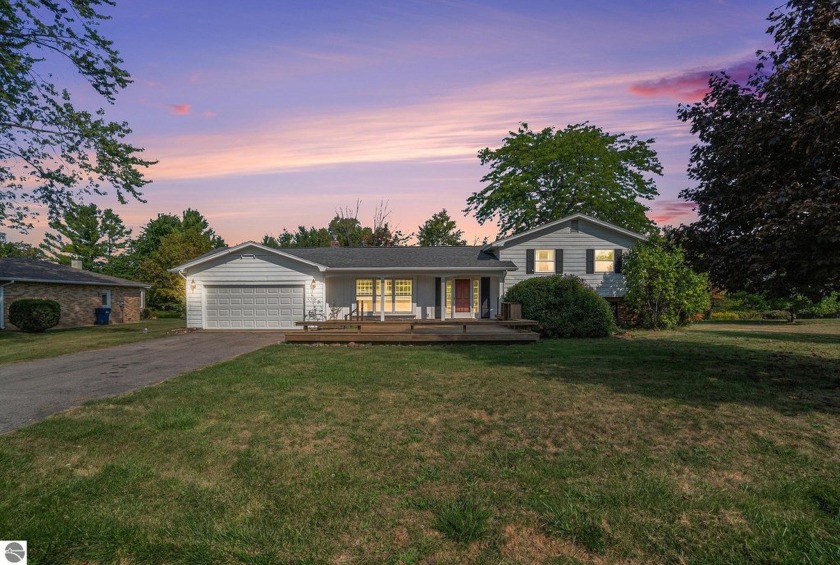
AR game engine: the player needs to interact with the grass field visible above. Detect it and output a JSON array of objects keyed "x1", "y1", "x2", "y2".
[
  {"x1": 0, "y1": 318, "x2": 185, "y2": 365},
  {"x1": 1, "y1": 320, "x2": 838, "y2": 563}
]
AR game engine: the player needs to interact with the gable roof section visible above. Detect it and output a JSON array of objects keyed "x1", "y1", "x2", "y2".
[
  {"x1": 486, "y1": 213, "x2": 647, "y2": 249},
  {"x1": 0, "y1": 258, "x2": 149, "y2": 288},
  {"x1": 283, "y1": 246, "x2": 515, "y2": 270},
  {"x1": 168, "y1": 241, "x2": 328, "y2": 273}
]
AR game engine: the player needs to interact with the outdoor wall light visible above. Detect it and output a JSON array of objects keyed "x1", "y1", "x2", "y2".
[
  {"x1": 190, "y1": 279, "x2": 196, "y2": 291},
  {"x1": 310, "y1": 279, "x2": 317, "y2": 290}
]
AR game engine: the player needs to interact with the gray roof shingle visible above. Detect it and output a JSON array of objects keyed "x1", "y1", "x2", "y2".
[
  {"x1": 279, "y1": 246, "x2": 515, "y2": 270},
  {"x1": 0, "y1": 258, "x2": 148, "y2": 287}
]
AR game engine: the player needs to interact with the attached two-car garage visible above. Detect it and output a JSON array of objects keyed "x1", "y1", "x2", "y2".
[{"x1": 204, "y1": 286, "x2": 304, "y2": 329}]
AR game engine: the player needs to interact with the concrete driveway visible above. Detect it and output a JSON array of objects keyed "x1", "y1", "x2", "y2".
[{"x1": 0, "y1": 331, "x2": 286, "y2": 433}]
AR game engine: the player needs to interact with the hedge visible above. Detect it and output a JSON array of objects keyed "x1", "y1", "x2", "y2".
[{"x1": 9, "y1": 299, "x2": 61, "y2": 332}]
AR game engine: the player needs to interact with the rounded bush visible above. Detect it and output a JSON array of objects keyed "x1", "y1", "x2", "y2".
[
  {"x1": 505, "y1": 275, "x2": 615, "y2": 338},
  {"x1": 9, "y1": 298, "x2": 61, "y2": 332}
]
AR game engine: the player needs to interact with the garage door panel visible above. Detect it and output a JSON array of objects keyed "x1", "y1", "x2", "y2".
[{"x1": 205, "y1": 285, "x2": 303, "y2": 329}]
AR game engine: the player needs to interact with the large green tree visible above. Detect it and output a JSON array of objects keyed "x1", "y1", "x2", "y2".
[
  {"x1": 673, "y1": 0, "x2": 839, "y2": 302},
  {"x1": 465, "y1": 123, "x2": 661, "y2": 237},
  {"x1": 1, "y1": 0, "x2": 155, "y2": 231},
  {"x1": 416, "y1": 209, "x2": 466, "y2": 246},
  {"x1": 134, "y1": 209, "x2": 225, "y2": 311},
  {"x1": 39, "y1": 200, "x2": 131, "y2": 270}
]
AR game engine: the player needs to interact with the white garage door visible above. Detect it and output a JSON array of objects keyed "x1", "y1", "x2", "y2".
[{"x1": 205, "y1": 286, "x2": 304, "y2": 329}]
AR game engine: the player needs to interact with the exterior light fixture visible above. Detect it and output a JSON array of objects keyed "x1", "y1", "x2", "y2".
[
  {"x1": 190, "y1": 279, "x2": 196, "y2": 291},
  {"x1": 310, "y1": 279, "x2": 317, "y2": 290}
]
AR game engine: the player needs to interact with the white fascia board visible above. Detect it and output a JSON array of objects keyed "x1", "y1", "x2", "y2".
[
  {"x1": 486, "y1": 213, "x2": 647, "y2": 249},
  {"x1": 169, "y1": 241, "x2": 328, "y2": 273}
]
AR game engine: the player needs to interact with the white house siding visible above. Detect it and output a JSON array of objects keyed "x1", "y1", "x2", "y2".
[
  {"x1": 498, "y1": 218, "x2": 639, "y2": 299},
  {"x1": 182, "y1": 250, "x2": 324, "y2": 329},
  {"x1": 186, "y1": 279, "x2": 203, "y2": 328}
]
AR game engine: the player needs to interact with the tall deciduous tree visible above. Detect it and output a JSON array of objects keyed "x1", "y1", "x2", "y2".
[
  {"x1": 40, "y1": 201, "x2": 131, "y2": 270},
  {"x1": 465, "y1": 123, "x2": 661, "y2": 237},
  {"x1": 134, "y1": 209, "x2": 225, "y2": 310},
  {"x1": 416, "y1": 209, "x2": 466, "y2": 246},
  {"x1": 1, "y1": 0, "x2": 155, "y2": 231},
  {"x1": 674, "y1": 0, "x2": 840, "y2": 302}
]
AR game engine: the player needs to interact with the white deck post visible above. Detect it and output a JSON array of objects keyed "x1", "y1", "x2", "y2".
[
  {"x1": 441, "y1": 276, "x2": 447, "y2": 321},
  {"x1": 380, "y1": 276, "x2": 386, "y2": 322}
]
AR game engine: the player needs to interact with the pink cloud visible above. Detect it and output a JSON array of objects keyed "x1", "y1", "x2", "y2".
[
  {"x1": 202, "y1": 111, "x2": 217, "y2": 118},
  {"x1": 649, "y1": 200, "x2": 697, "y2": 225},
  {"x1": 169, "y1": 103, "x2": 191, "y2": 115},
  {"x1": 629, "y1": 59, "x2": 757, "y2": 102}
]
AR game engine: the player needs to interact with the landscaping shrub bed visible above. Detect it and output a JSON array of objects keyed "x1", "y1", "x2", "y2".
[{"x1": 505, "y1": 275, "x2": 614, "y2": 338}]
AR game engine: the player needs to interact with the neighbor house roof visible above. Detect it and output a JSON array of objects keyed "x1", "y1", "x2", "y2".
[
  {"x1": 486, "y1": 213, "x2": 647, "y2": 249},
  {"x1": 0, "y1": 258, "x2": 149, "y2": 288},
  {"x1": 169, "y1": 242, "x2": 516, "y2": 272}
]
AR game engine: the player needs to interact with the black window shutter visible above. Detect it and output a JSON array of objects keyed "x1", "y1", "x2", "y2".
[
  {"x1": 554, "y1": 249, "x2": 563, "y2": 274},
  {"x1": 614, "y1": 249, "x2": 623, "y2": 273},
  {"x1": 585, "y1": 249, "x2": 594, "y2": 274},
  {"x1": 525, "y1": 249, "x2": 535, "y2": 274}
]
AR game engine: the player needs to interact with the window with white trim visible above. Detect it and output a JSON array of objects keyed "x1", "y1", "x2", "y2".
[
  {"x1": 356, "y1": 278, "x2": 413, "y2": 313},
  {"x1": 101, "y1": 290, "x2": 112, "y2": 308},
  {"x1": 535, "y1": 249, "x2": 555, "y2": 273},
  {"x1": 594, "y1": 249, "x2": 615, "y2": 273}
]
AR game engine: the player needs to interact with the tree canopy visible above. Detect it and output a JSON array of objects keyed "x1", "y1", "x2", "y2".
[
  {"x1": 40, "y1": 200, "x2": 131, "y2": 270},
  {"x1": 263, "y1": 202, "x2": 411, "y2": 248},
  {"x1": 673, "y1": 0, "x2": 840, "y2": 301},
  {"x1": 465, "y1": 123, "x2": 661, "y2": 237},
  {"x1": 416, "y1": 209, "x2": 466, "y2": 246},
  {"x1": 1, "y1": 0, "x2": 154, "y2": 232},
  {"x1": 0, "y1": 232, "x2": 42, "y2": 258}
]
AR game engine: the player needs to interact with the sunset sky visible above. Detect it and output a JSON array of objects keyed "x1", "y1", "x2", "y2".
[{"x1": 17, "y1": 0, "x2": 780, "y2": 245}]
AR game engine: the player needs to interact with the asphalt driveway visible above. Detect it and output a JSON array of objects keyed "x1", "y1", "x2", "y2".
[{"x1": 0, "y1": 331, "x2": 285, "y2": 433}]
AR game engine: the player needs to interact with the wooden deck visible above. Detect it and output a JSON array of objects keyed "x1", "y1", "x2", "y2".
[{"x1": 285, "y1": 319, "x2": 540, "y2": 344}]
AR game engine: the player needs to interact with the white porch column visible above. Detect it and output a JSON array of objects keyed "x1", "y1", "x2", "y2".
[
  {"x1": 379, "y1": 276, "x2": 386, "y2": 322},
  {"x1": 440, "y1": 276, "x2": 447, "y2": 321}
]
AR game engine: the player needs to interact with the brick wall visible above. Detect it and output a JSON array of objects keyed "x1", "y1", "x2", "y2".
[{"x1": 3, "y1": 283, "x2": 143, "y2": 329}]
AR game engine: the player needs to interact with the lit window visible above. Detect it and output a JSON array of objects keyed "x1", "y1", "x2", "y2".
[
  {"x1": 394, "y1": 279, "x2": 412, "y2": 313},
  {"x1": 473, "y1": 279, "x2": 479, "y2": 312},
  {"x1": 357, "y1": 278, "x2": 412, "y2": 314},
  {"x1": 355, "y1": 279, "x2": 374, "y2": 314},
  {"x1": 595, "y1": 250, "x2": 615, "y2": 273},
  {"x1": 535, "y1": 249, "x2": 555, "y2": 273}
]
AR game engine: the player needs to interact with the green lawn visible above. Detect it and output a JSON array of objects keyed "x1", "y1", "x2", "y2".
[
  {"x1": 1, "y1": 320, "x2": 838, "y2": 563},
  {"x1": 0, "y1": 318, "x2": 185, "y2": 365}
]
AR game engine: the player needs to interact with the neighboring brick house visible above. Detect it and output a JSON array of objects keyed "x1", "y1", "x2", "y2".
[{"x1": 0, "y1": 258, "x2": 149, "y2": 330}]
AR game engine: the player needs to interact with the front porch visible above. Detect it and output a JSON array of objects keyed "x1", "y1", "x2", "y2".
[
  {"x1": 285, "y1": 318, "x2": 540, "y2": 344},
  {"x1": 323, "y1": 273, "x2": 504, "y2": 323}
]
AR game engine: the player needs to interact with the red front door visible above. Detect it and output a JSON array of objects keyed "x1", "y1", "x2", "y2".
[{"x1": 454, "y1": 279, "x2": 471, "y2": 313}]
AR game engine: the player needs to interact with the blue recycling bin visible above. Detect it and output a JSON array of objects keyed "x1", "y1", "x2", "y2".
[{"x1": 95, "y1": 307, "x2": 111, "y2": 325}]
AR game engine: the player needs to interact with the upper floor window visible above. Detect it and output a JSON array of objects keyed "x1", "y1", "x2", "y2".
[
  {"x1": 535, "y1": 249, "x2": 555, "y2": 273},
  {"x1": 594, "y1": 249, "x2": 615, "y2": 273}
]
